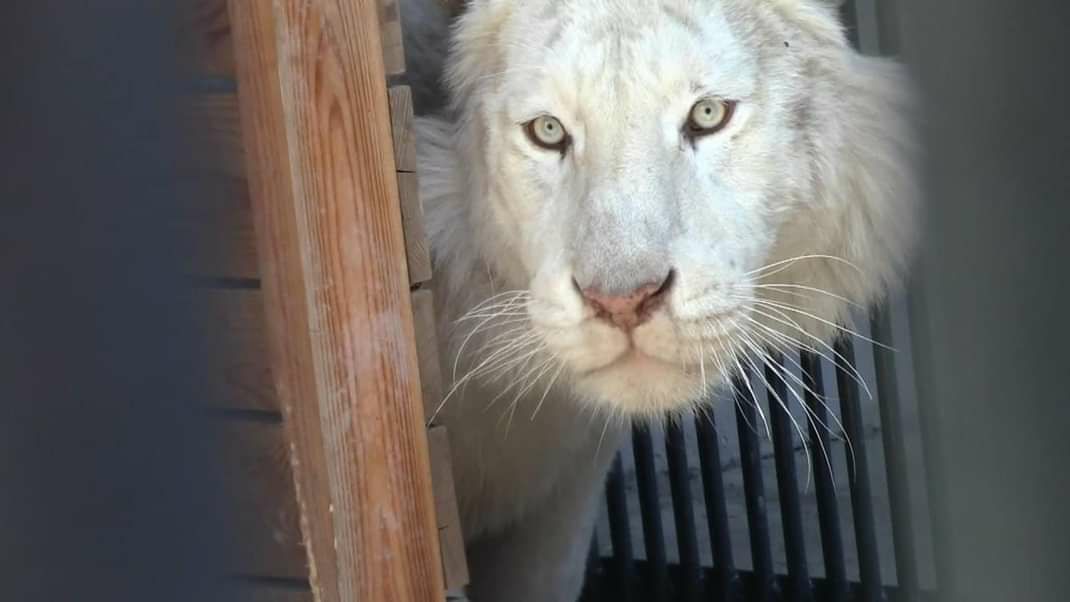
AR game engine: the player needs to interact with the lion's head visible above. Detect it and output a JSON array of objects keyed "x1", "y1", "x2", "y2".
[{"x1": 417, "y1": 0, "x2": 918, "y2": 417}]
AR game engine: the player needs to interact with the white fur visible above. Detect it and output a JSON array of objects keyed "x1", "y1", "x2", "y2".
[{"x1": 403, "y1": 1, "x2": 918, "y2": 600}]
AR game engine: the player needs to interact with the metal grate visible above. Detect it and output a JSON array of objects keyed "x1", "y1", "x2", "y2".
[{"x1": 582, "y1": 316, "x2": 936, "y2": 602}]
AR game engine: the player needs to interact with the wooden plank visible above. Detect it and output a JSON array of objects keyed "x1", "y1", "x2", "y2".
[
  {"x1": 217, "y1": 419, "x2": 307, "y2": 579},
  {"x1": 180, "y1": 0, "x2": 405, "y2": 78},
  {"x1": 196, "y1": 290, "x2": 467, "y2": 585},
  {"x1": 228, "y1": 1, "x2": 444, "y2": 600},
  {"x1": 181, "y1": 92, "x2": 420, "y2": 282},
  {"x1": 179, "y1": 0, "x2": 236, "y2": 78},
  {"x1": 194, "y1": 288, "x2": 278, "y2": 412},
  {"x1": 180, "y1": 174, "x2": 259, "y2": 280},
  {"x1": 389, "y1": 86, "x2": 417, "y2": 173},
  {"x1": 235, "y1": 583, "x2": 314, "y2": 602},
  {"x1": 192, "y1": 288, "x2": 440, "y2": 416},
  {"x1": 427, "y1": 427, "x2": 470, "y2": 590},
  {"x1": 185, "y1": 90, "x2": 413, "y2": 180},
  {"x1": 182, "y1": 94, "x2": 245, "y2": 180},
  {"x1": 180, "y1": 171, "x2": 428, "y2": 286},
  {"x1": 398, "y1": 171, "x2": 433, "y2": 285},
  {"x1": 411, "y1": 289, "x2": 445, "y2": 420},
  {"x1": 377, "y1": 0, "x2": 407, "y2": 76}
]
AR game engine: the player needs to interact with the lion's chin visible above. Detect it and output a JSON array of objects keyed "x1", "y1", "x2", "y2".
[{"x1": 571, "y1": 350, "x2": 714, "y2": 417}]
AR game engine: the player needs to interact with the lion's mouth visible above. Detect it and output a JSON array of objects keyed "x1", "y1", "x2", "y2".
[{"x1": 581, "y1": 347, "x2": 679, "y2": 377}]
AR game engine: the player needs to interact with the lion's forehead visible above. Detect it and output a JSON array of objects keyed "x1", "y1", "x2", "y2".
[{"x1": 494, "y1": 2, "x2": 769, "y2": 117}]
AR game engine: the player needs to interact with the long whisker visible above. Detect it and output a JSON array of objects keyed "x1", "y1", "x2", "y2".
[
  {"x1": 451, "y1": 313, "x2": 509, "y2": 382},
  {"x1": 750, "y1": 298, "x2": 895, "y2": 352},
  {"x1": 729, "y1": 348, "x2": 772, "y2": 441},
  {"x1": 463, "y1": 289, "x2": 530, "y2": 314},
  {"x1": 737, "y1": 330, "x2": 822, "y2": 488},
  {"x1": 429, "y1": 330, "x2": 542, "y2": 425},
  {"x1": 744, "y1": 254, "x2": 863, "y2": 279},
  {"x1": 738, "y1": 301, "x2": 875, "y2": 400},
  {"x1": 734, "y1": 282, "x2": 864, "y2": 310},
  {"x1": 530, "y1": 360, "x2": 567, "y2": 421},
  {"x1": 594, "y1": 409, "x2": 620, "y2": 464},
  {"x1": 453, "y1": 303, "x2": 530, "y2": 327},
  {"x1": 484, "y1": 348, "x2": 551, "y2": 414},
  {"x1": 500, "y1": 356, "x2": 559, "y2": 438},
  {"x1": 738, "y1": 312, "x2": 859, "y2": 471},
  {"x1": 737, "y1": 335, "x2": 810, "y2": 486},
  {"x1": 707, "y1": 345, "x2": 760, "y2": 434}
]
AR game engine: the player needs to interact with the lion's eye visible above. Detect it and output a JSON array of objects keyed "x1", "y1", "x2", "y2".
[
  {"x1": 685, "y1": 98, "x2": 736, "y2": 138},
  {"x1": 524, "y1": 115, "x2": 570, "y2": 152}
]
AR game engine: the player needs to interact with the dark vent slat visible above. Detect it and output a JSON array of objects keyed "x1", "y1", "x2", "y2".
[
  {"x1": 801, "y1": 350, "x2": 850, "y2": 602},
  {"x1": 605, "y1": 454, "x2": 636, "y2": 602},
  {"x1": 833, "y1": 338, "x2": 884, "y2": 602},
  {"x1": 766, "y1": 354, "x2": 815, "y2": 601},
  {"x1": 734, "y1": 375, "x2": 778, "y2": 602},
  {"x1": 665, "y1": 419, "x2": 702, "y2": 602},
  {"x1": 870, "y1": 308, "x2": 922, "y2": 600},
  {"x1": 632, "y1": 423, "x2": 670, "y2": 602},
  {"x1": 695, "y1": 410, "x2": 740, "y2": 600}
]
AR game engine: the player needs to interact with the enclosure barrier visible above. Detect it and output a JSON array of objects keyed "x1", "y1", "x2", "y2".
[
  {"x1": 179, "y1": 0, "x2": 937, "y2": 601},
  {"x1": 181, "y1": 0, "x2": 468, "y2": 599}
]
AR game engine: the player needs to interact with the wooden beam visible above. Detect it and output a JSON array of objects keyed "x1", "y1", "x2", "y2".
[
  {"x1": 411, "y1": 290, "x2": 445, "y2": 420},
  {"x1": 180, "y1": 175, "x2": 260, "y2": 280},
  {"x1": 427, "y1": 427, "x2": 470, "y2": 591},
  {"x1": 180, "y1": 0, "x2": 235, "y2": 78},
  {"x1": 217, "y1": 419, "x2": 307, "y2": 579},
  {"x1": 388, "y1": 86, "x2": 417, "y2": 173},
  {"x1": 398, "y1": 172, "x2": 433, "y2": 285},
  {"x1": 195, "y1": 288, "x2": 277, "y2": 411},
  {"x1": 181, "y1": 88, "x2": 420, "y2": 283},
  {"x1": 236, "y1": 583, "x2": 315, "y2": 602},
  {"x1": 197, "y1": 289, "x2": 459, "y2": 585},
  {"x1": 184, "y1": 88, "x2": 415, "y2": 180},
  {"x1": 227, "y1": 1, "x2": 444, "y2": 601},
  {"x1": 183, "y1": 0, "x2": 405, "y2": 79}
]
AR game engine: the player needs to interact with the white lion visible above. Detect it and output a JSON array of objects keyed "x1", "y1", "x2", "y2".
[{"x1": 401, "y1": 1, "x2": 918, "y2": 599}]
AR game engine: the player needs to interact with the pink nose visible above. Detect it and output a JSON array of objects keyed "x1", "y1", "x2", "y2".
[{"x1": 578, "y1": 271, "x2": 674, "y2": 331}]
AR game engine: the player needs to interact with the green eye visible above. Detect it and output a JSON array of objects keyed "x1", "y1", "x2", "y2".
[
  {"x1": 525, "y1": 115, "x2": 570, "y2": 151},
  {"x1": 685, "y1": 98, "x2": 736, "y2": 138}
]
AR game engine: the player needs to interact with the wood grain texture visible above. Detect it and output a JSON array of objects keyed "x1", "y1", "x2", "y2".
[
  {"x1": 180, "y1": 0, "x2": 236, "y2": 78},
  {"x1": 196, "y1": 288, "x2": 470, "y2": 588},
  {"x1": 182, "y1": 94, "x2": 245, "y2": 179},
  {"x1": 398, "y1": 172, "x2": 433, "y2": 285},
  {"x1": 235, "y1": 583, "x2": 315, "y2": 602},
  {"x1": 228, "y1": 0, "x2": 444, "y2": 600},
  {"x1": 217, "y1": 419, "x2": 307, "y2": 579},
  {"x1": 377, "y1": 0, "x2": 407, "y2": 76},
  {"x1": 180, "y1": 174, "x2": 260, "y2": 280},
  {"x1": 182, "y1": 91, "x2": 420, "y2": 282},
  {"x1": 389, "y1": 86, "x2": 417, "y2": 173},
  {"x1": 194, "y1": 288, "x2": 277, "y2": 411},
  {"x1": 185, "y1": 90, "x2": 414, "y2": 179},
  {"x1": 411, "y1": 289, "x2": 444, "y2": 420},
  {"x1": 182, "y1": 0, "x2": 405, "y2": 78},
  {"x1": 191, "y1": 288, "x2": 440, "y2": 418},
  {"x1": 427, "y1": 427, "x2": 470, "y2": 590}
]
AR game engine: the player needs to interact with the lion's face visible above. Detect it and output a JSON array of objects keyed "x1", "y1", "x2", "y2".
[{"x1": 442, "y1": 0, "x2": 917, "y2": 415}]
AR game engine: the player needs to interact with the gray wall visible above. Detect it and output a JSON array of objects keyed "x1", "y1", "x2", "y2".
[{"x1": 892, "y1": 1, "x2": 1070, "y2": 600}]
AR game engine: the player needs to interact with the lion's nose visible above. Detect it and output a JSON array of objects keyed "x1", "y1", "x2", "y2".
[{"x1": 575, "y1": 270, "x2": 675, "y2": 331}]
